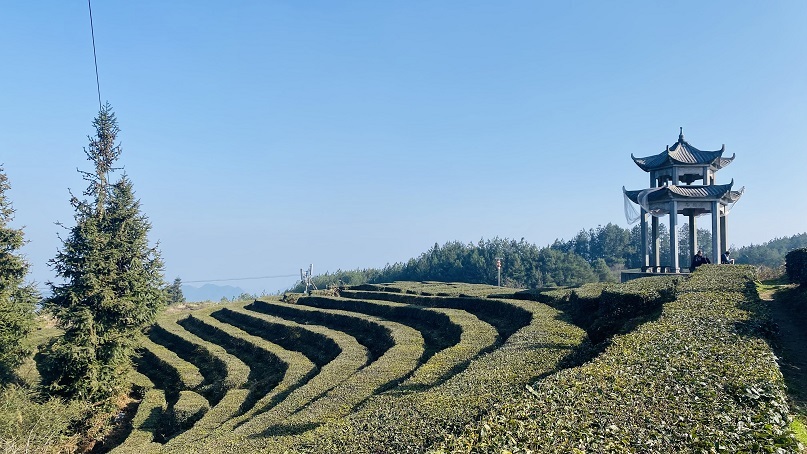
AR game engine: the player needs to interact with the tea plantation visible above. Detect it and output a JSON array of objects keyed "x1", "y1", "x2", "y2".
[{"x1": 108, "y1": 266, "x2": 801, "y2": 452}]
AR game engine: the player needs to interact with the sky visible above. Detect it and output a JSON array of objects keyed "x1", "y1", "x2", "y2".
[{"x1": 2, "y1": 1, "x2": 806, "y2": 295}]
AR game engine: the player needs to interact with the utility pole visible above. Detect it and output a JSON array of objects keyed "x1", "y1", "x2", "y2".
[
  {"x1": 300, "y1": 264, "x2": 317, "y2": 295},
  {"x1": 495, "y1": 257, "x2": 503, "y2": 287}
]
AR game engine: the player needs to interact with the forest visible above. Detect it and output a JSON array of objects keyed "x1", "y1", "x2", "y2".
[{"x1": 290, "y1": 226, "x2": 807, "y2": 292}]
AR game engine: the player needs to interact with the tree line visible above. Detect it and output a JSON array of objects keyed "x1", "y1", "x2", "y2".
[{"x1": 292, "y1": 224, "x2": 807, "y2": 292}]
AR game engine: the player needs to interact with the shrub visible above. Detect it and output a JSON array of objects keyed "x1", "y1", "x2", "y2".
[
  {"x1": 437, "y1": 266, "x2": 800, "y2": 453},
  {"x1": 159, "y1": 390, "x2": 209, "y2": 439},
  {"x1": 234, "y1": 301, "x2": 425, "y2": 438},
  {"x1": 112, "y1": 388, "x2": 166, "y2": 453},
  {"x1": 218, "y1": 305, "x2": 369, "y2": 437},
  {"x1": 0, "y1": 384, "x2": 85, "y2": 453},
  {"x1": 785, "y1": 248, "x2": 807, "y2": 285}
]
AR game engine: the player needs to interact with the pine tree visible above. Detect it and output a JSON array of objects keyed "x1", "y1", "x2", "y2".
[
  {"x1": 0, "y1": 167, "x2": 38, "y2": 383},
  {"x1": 40, "y1": 104, "x2": 166, "y2": 404},
  {"x1": 166, "y1": 277, "x2": 185, "y2": 304}
]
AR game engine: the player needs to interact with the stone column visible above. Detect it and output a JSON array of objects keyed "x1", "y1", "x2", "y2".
[
  {"x1": 670, "y1": 201, "x2": 679, "y2": 272},
  {"x1": 711, "y1": 201, "x2": 721, "y2": 264},
  {"x1": 688, "y1": 213, "x2": 697, "y2": 263},
  {"x1": 720, "y1": 209, "x2": 728, "y2": 256},
  {"x1": 652, "y1": 216, "x2": 660, "y2": 272},
  {"x1": 640, "y1": 209, "x2": 649, "y2": 270}
]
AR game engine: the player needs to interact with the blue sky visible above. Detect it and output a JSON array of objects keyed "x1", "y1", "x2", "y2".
[{"x1": 2, "y1": 1, "x2": 806, "y2": 294}]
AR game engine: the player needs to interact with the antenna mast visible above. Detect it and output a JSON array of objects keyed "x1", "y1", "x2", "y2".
[{"x1": 300, "y1": 264, "x2": 317, "y2": 295}]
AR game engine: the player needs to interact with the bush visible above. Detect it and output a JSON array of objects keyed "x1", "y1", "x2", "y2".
[
  {"x1": 0, "y1": 384, "x2": 85, "y2": 453},
  {"x1": 112, "y1": 388, "x2": 166, "y2": 453},
  {"x1": 217, "y1": 304, "x2": 369, "y2": 438},
  {"x1": 437, "y1": 266, "x2": 800, "y2": 453},
  {"x1": 159, "y1": 390, "x2": 209, "y2": 439},
  {"x1": 786, "y1": 248, "x2": 807, "y2": 285}
]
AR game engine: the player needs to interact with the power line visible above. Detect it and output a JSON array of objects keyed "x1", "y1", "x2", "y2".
[
  {"x1": 87, "y1": 0, "x2": 102, "y2": 111},
  {"x1": 183, "y1": 274, "x2": 299, "y2": 284}
]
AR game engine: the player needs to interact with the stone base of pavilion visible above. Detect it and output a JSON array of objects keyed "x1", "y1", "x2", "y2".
[{"x1": 620, "y1": 268, "x2": 691, "y2": 283}]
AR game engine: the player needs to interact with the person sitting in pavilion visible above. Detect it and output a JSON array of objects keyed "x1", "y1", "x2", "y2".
[
  {"x1": 721, "y1": 250, "x2": 735, "y2": 264},
  {"x1": 690, "y1": 249, "x2": 710, "y2": 272}
]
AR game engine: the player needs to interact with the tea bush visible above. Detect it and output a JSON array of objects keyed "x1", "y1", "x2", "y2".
[
  {"x1": 437, "y1": 266, "x2": 801, "y2": 453},
  {"x1": 112, "y1": 388, "x2": 166, "y2": 453}
]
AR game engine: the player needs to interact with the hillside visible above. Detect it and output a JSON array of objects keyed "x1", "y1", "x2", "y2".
[{"x1": 88, "y1": 265, "x2": 800, "y2": 452}]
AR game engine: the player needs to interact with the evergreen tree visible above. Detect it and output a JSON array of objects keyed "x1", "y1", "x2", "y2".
[
  {"x1": 0, "y1": 167, "x2": 38, "y2": 382},
  {"x1": 167, "y1": 277, "x2": 185, "y2": 304},
  {"x1": 40, "y1": 104, "x2": 166, "y2": 404}
]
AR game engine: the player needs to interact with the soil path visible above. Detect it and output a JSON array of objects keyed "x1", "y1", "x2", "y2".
[{"x1": 765, "y1": 286, "x2": 807, "y2": 412}]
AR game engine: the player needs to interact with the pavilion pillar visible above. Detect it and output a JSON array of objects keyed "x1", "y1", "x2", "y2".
[
  {"x1": 651, "y1": 216, "x2": 660, "y2": 272},
  {"x1": 640, "y1": 209, "x2": 649, "y2": 271},
  {"x1": 688, "y1": 214, "x2": 697, "y2": 263},
  {"x1": 711, "y1": 201, "x2": 721, "y2": 263},
  {"x1": 669, "y1": 201, "x2": 679, "y2": 273},
  {"x1": 720, "y1": 210, "x2": 728, "y2": 256}
]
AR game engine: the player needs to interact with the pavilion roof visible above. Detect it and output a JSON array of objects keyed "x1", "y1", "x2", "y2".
[
  {"x1": 623, "y1": 181, "x2": 737, "y2": 205},
  {"x1": 631, "y1": 129, "x2": 734, "y2": 172}
]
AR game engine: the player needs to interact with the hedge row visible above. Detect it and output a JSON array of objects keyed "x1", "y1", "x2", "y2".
[
  {"x1": 231, "y1": 300, "x2": 425, "y2": 439},
  {"x1": 138, "y1": 337, "x2": 204, "y2": 402},
  {"x1": 159, "y1": 315, "x2": 249, "y2": 394},
  {"x1": 274, "y1": 296, "x2": 589, "y2": 453},
  {"x1": 159, "y1": 390, "x2": 209, "y2": 441},
  {"x1": 111, "y1": 388, "x2": 166, "y2": 453},
  {"x1": 164, "y1": 310, "x2": 318, "y2": 450},
  {"x1": 299, "y1": 295, "x2": 498, "y2": 391},
  {"x1": 177, "y1": 315, "x2": 290, "y2": 414},
  {"x1": 300, "y1": 295, "x2": 461, "y2": 361},
  {"x1": 399, "y1": 307, "x2": 497, "y2": 391},
  {"x1": 212, "y1": 304, "x2": 342, "y2": 368},
  {"x1": 248, "y1": 300, "x2": 394, "y2": 362},
  {"x1": 438, "y1": 265, "x2": 801, "y2": 453},
  {"x1": 191, "y1": 311, "x2": 316, "y2": 416},
  {"x1": 218, "y1": 304, "x2": 369, "y2": 437},
  {"x1": 351, "y1": 281, "x2": 505, "y2": 298},
  {"x1": 786, "y1": 248, "x2": 807, "y2": 285},
  {"x1": 338, "y1": 289, "x2": 532, "y2": 343}
]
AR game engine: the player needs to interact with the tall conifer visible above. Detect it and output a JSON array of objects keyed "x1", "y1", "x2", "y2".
[
  {"x1": 41, "y1": 104, "x2": 166, "y2": 404},
  {"x1": 0, "y1": 167, "x2": 38, "y2": 382}
]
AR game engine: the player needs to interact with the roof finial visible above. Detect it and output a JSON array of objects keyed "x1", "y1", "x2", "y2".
[{"x1": 679, "y1": 127, "x2": 684, "y2": 143}]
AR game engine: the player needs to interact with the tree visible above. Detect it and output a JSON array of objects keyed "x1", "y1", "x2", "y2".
[
  {"x1": 0, "y1": 167, "x2": 38, "y2": 382},
  {"x1": 167, "y1": 277, "x2": 185, "y2": 304},
  {"x1": 40, "y1": 104, "x2": 166, "y2": 404}
]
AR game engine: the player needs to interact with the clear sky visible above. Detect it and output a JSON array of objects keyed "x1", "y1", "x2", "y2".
[{"x1": 2, "y1": 1, "x2": 806, "y2": 295}]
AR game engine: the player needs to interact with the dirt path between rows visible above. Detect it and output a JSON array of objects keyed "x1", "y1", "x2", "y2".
[{"x1": 764, "y1": 285, "x2": 807, "y2": 413}]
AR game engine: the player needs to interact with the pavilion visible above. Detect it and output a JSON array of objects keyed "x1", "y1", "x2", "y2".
[{"x1": 623, "y1": 129, "x2": 743, "y2": 273}]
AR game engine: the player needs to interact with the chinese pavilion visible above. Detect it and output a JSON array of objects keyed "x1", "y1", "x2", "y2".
[{"x1": 623, "y1": 128, "x2": 743, "y2": 272}]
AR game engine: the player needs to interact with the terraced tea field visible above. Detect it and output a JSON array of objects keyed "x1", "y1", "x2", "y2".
[
  {"x1": 112, "y1": 268, "x2": 801, "y2": 453},
  {"x1": 115, "y1": 282, "x2": 590, "y2": 453}
]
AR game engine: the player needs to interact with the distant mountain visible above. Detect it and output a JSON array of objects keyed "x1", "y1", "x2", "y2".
[{"x1": 182, "y1": 284, "x2": 245, "y2": 302}]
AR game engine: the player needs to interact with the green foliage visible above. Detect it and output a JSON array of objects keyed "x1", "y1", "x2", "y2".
[
  {"x1": 166, "y1": 277, "x2": 185, "y2": 305},
  {"x1": 785, "y1": 248, "x2": 807, "y2": 285},
  {"x1": 736, "y1": 233, "x2": 807, "y2": 268},
  {"x1": 592, "y1": 258, "x2": 616, "y2": 283},
  {"x1": 0, "y1": 384, "x2": 85, "y2": 453},
  {"x1": 113, "y1": 388, "x2": 166, "y2": 453},
  {"x1": 0, "y1": 167, "x2": 38, "y2": 383},
  {"x1": 160, "y1": 390, "x2": 209, "y2": 439},
  {"x1": 438, "y1": 266, "x2": 800, "y2": 453},
  {"x1": 291, "y1": 237, "x2": 598, "y2": 292},
  {"x1": 274, "y1": 293, "x2": 588, "y2": 453},
  {"x1": 40, "y1": 105, "x2": 166, "y2": 406}
]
